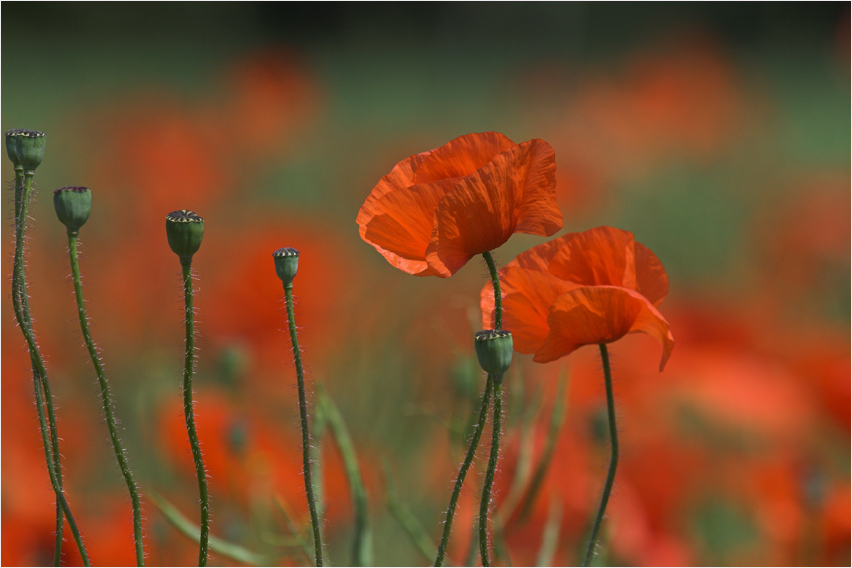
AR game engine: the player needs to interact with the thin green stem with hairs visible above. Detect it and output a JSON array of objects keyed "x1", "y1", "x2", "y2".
[
  {"x1": 284, "y1": 284, "x2": 323, "y2": 567},
  {"x1": 582, "y1": 344, "x2": 619, "y2": 567},
  {"x1": 434, "y1": 376, "x2": 493, "y2": 567},
  {"x1": 478, "y1": 375, "x2": 503, "y2": 567},
  {"x1": 482, "y1": 251, "x2": 502, "y2": 330},
  {"x1": 12, "y1": 171, "x2": 85, "y2": 565},
  {"x1": 14, "y1": 168, "x2": 65, "y2": 564},
  {"x1": 14, "y1": 167, "x2": 64, "y2": 565},
  {"x1": 67, "y1": 230, "x2": 145, "y2": 565},
  {"x1": 181, "y1": 261, "x2": 210, "y2": 566},
  {"x1": 30, "y1": 365, "x2": 90, "y2": 566}
]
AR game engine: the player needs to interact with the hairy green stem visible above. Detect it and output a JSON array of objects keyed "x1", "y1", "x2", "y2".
[
  {"x1": 181, "y1": 262, "x2": 209, "y2": 566},
  {"x1": 68, "y1": 231, "x2": 145, "y2": 565},
  {"x1": 284, "y1": 285, "x2": 323, "y2": 567},
  {"x1": 31, "y1": 366, "x2": 90, "y2": 565},
  {"x1": 14, "y1": 169, "x2": 65, "y2": 564},
  {"x1": 434, "y1": 376, "x2": 493, "y2": 567},
  {"x1": 12, "y1": 171, "x2": 81, "y2": 564},
  {"x1": 482, "y1": 251, "x2": 502, "y2": 330},
  {"x1": 582, "y1": 344, "x2": 619, "y2": 567},
  {"x1": 479, "y1": 376, "x2": 503, "y2": 567}
]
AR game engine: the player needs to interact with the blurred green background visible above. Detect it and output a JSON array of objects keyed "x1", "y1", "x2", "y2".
[{"x1": 2, "y1": 3, "x2": 849, "y2": 566}]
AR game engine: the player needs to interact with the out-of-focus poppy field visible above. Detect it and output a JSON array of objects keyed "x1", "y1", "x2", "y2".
[{"x1": 2, "y1": 3, "x2": 849, "y2": 566}]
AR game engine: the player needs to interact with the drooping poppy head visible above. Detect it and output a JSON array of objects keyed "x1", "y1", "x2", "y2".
[
  {"x1": 481, "y1": 226, "x2": 674, "y2": 371},
  {"x1": 357, "y1": 132, "x2": 562, "y2": 277}
]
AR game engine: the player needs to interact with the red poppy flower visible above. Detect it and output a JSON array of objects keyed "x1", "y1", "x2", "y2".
[
  {"x1": 481, "y1": 226, "x2": 674, "y2": 370},
  {"x1": 357, "y1": 132, "x2": 562, "y2": 277}
]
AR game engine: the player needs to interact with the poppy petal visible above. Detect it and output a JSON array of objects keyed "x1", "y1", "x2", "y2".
[
  {"x1": 516, "y1": 226, "x2": 669, "y2": 305},
  {"x1": 357, "y1": 151, "x2": 429, "y2": 226},
  {"x1": 362, "y1": 181, "x2": 454, "y2": 276},
  {"x1": 634, "y1": 241, "x2": 669, "y2": 307},
  {"x1": 546, "y1": 226, "x2": 638, "y2": 288},
  {"x1": 512, "y1": 139, "x2": 562, "y2": 237},
  {"x1": 412, "y1": 132, "x2": 517, "y2": 184},
  {"x1": 426, "y1": 139, "x2": 560, "y2": 277},
  {"x1": 534, "y1": 286, "x2": 674, "y2": 371},
  {"x1": 480, "y1": 266, "x2": 580, "y2": 353}
]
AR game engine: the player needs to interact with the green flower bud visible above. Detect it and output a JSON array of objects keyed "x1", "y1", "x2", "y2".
[
  {"x1": 5, "y1": 129, "x2": 21, "y2": 166},
  {"x1": 273, "y1": 247, "x2": 300, "y2": 288},
  {"x1": 53, "y1": 186, "x2": 92, "y2": 232},
  {"x1": 14, "y1": 129, "x2": 45, "y2": 172},
  {"x1": 474, "y1": 329, "x2": 513, "y2": 377},
  {"x1": 166, "y1": 210, "x2": 204, "y2": 263}
]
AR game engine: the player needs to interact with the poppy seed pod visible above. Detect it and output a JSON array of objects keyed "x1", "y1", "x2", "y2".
[
  {"x1": 5, "y1": 129, "x2": 21, "y2": 166},
  {"x1": 273, "y1": 247, "x2": 300, "y2": 288},
  {"x1": 474, "y1": 329, "x2": 513, "y2": 378},
  {"x1": 166, "y1": 210, "x2": 204, "y2": 263},
  {"x1": 14, "y1": 129, "x2": 45, "y2": 171},
  {"x1": 53, "y1": 187, "x2": 92, "y2": 232}
]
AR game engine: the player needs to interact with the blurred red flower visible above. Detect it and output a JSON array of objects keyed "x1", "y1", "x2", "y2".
[
  {"x1": 217, "y1": 48, "x2": 321, "y2": 162},
  {"x1": 357, "y1": 132, "x2": 562, "y2": 277},
  {"x1": 481, "y1": 226, "x2": 674, "y2": 369}
]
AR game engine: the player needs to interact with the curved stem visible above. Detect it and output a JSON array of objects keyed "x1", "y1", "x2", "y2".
[
  {"x1": 181, "y1": 261, "x2": 209, "y2": 566},
  {"x1": 284, "y1": 285, "x2": 323, "y2": 567},
  {"x1": 12, "y1": 171, "x2": 82, "y2": 564},
  {"x1": 31, "y1": 365, "x2": 90, "y2": 565},
  {"x1": 582, "y1": 344, "x2": 619, "y2": 567},
  {"x1": 482, "y1": 252, "x2": 502, "y2": 330},
  {"x1": 478, "y1": 376, "x2": 503, "y2": 567},
  {"x1": 68, "y1": 232, "x2": 145, "y2": 565},
  {"x1": 434, "y1": 376, "x2": 493, "y2": 567}
]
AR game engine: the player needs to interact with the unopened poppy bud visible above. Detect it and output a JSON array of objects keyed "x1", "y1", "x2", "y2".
[
  {"x1": 273, "y1": 247, "x2": 300, "y2": 288},
  {"x1": 5, "y1": 129, "x2": 21, "y2": 166},
  {"x1": 166, "y1": 210, "x2": 204, "y2": 263},
  {"x1": 53, "y1": 186, "x2": 92, "y2": 232},
  {"x1": 14, "y1": 129, "x2": 45, "y2": 171},
  {"x1": 474, "y1": 329, "x2": 513, "y2": 377}
]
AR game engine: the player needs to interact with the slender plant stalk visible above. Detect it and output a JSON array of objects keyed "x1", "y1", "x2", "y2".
[
  {"x1": 14, "y1": 168, "x2": 64, "y2": 566},
  {"x1": 321, "y1": 390, "x2": 372, "y2": 566},
  {"x1": 582, "y1": 344, "x2": 619, "y2": 567},
  {"x1": 30, "y1": 365, "x2": 90, "y2": 566},
  {"x1": 13, "y1": 167, "x2": 63, "y2": 565},
  {"x1": 434, "y1": 376, "x2": 493, "y2": 567},
  {"x1": 479, "y1": 376, "x2": 504, "y2": 567},
  {"x1": 284, "y1": 284, "x2": 323, "y2": 567},
  {"x1": 12, "y1": 171, "x2": 85, "y2": 564},
  {"x1": 67, "y1": 231, "x2": 145, "y2": 565},
  {"x1": 482, "y1": 251, "x2": 502, "y2": 330},
  {"x1": 181, "y1": 261, "x2": 210, "y2": 566}
]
